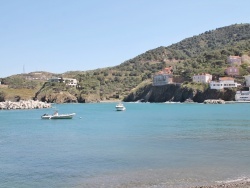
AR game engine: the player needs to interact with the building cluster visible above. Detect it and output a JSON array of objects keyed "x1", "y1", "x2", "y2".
[{"x1": 152, "y1": 55, "x2": 249, "y2": 90}]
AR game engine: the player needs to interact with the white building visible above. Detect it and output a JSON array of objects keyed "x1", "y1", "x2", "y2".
[
  {"x1": 193, "y1": 73, "x2": 212, "y2": 83},
  {"x1": 210, "y1": 77, "x2": 240, "y2": 89},
  {"x1": 245, "y1": 75, "x2": 250, "y2": 87},
  {"x1": 63, "y1": 78, "x2": 78, "y2": 87},
  {"x1": 48, "y1": 77, "x2": 77, "y2": 87}
]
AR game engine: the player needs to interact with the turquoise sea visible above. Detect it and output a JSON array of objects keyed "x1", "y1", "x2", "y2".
[{"x1": 1, "y1": 102, "x2": 250, "y2": 188}]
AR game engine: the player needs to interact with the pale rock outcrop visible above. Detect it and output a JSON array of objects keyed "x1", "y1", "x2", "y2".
[{"x1": 0, "y1": 100, "x2": 51, "y2": 110}]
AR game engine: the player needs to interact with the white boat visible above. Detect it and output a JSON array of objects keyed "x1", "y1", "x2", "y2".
[
  {"x1": 115, "y1": 103, "x2": 126, "y2": 111},
  {"x1": 41, "y1": 113, "x2": 76, "y2": 119},
  {"x1": 235, "y1": 90, "x2": 250, "y2": 101}
]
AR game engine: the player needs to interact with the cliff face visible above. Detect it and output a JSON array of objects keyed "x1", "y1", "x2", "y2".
[
  {"x1": 36, "y1": 91, "x2": 78, "y2": 103},
  {"x1": 35, "y1": 90, "x2": 102, "y2": 103},
  {"x1": 123, "y1": 84, "x2": 236, "y2": 103}
]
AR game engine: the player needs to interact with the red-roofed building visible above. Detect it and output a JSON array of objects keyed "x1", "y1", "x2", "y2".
[
  {"x1": 163, "y1": 66, "x2": 173, "y2": 74},
  {"x1": 227, "y1": 56, "x2": 242, "y2": 66},
  {"x1": 219, "y1": 77, "x2": 234, "y2": 81}
]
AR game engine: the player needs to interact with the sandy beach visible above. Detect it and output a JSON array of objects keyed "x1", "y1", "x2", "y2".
[{"x1": 194, "y1": 180, "x2": 250, "y2": 188}]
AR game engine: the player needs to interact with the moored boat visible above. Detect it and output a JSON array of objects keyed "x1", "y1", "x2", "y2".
[
  {"x1": 41, "y1": 113, "x2": 76, "y2": 119},
  {"x1": 115, "y1": 103, "x2": 126, "y2": 111}
]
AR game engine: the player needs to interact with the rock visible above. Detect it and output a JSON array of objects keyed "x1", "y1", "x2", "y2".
[
  {"x1": 204, "y1": 99, "x2": 225, "y2": 104},
  {"x1": 36, "y1": 92, "x2": 78, "y2": 103}
]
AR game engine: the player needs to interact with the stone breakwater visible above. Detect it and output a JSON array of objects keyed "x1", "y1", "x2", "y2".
[{"x1": 0, "y1": 100, "x2": 51, "y2": 110}]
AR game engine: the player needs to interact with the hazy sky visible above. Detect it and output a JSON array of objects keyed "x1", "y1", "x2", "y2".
[{"x1": 0, "y1": 0, "x2": 249, "y2": 77}]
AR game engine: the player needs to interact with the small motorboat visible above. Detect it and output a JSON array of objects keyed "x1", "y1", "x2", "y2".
[
  {"x1": 41, "y1": 112, "x2": 76, "y2": 119},
  {"x1": 115, "y1": 103, "x2": 126, "y2": 111}
]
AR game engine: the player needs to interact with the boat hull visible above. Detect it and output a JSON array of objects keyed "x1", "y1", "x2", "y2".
[
  {"x1": 115, "y1": 103, "x2": 126, "y2": 111},
  {"x1": 41, "y1": 113, "x2": 76, "y2": 119},
  {"x1": 116, "y1": 107, "x2": 126, "y2": 111}
]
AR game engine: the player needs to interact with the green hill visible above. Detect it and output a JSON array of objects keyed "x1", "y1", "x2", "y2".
[{"x1": 2, "y1": 23, "x2": 250, "y2": 102}]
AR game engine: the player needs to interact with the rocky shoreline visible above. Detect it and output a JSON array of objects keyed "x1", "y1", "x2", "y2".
[
  {"x1": 0, "y1": 100, "x2": 51, "y2": 110},
  {"x1": 124, "y1": 84, "x2": 236, "y2": 103}
]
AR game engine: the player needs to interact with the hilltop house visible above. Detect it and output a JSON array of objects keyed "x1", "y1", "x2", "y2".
[
  {"x1": 225, "y1": 66, "x2": 239, "y2": 76},
  {"x1": 227, "y1": 55, "x2": 242, "y2": 66},
  {"x1": 210, "y1": 77, "x2": 240, "y2": 89},
  {"x1": 153, "y1": 66, "x2": 173, "y2": 86},
  {"x1": 48, "y1": 77, "x2": 78, "y2": 87},
  {"x1": 192, "y1": 73, "x2": 212, "y2": 83}
]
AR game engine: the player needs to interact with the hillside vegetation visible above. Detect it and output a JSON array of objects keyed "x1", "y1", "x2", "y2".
[
  {"x1": 1, "y1": 23, "x2": 250, "y2": 102},
  {"x1": 68, "y1": 23, "x2": 250, "y2": 101}
]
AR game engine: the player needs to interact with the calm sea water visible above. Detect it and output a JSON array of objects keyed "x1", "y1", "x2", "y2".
[{"x1": 1, "y1": 102, "x2": 250, "y2": 188}]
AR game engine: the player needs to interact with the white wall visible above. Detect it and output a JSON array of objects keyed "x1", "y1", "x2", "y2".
[
  {"x1": 245, "y1": 75, "x2": 250, "y2": 87},
  {"x1": 210, "y1": 80, "x2": 240, "y2": 89}
]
